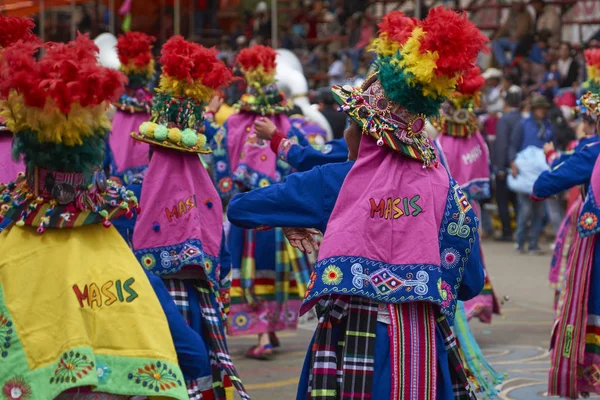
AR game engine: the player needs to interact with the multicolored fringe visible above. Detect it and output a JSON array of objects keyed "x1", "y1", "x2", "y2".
[
  {"x1": 165, "y1": 279, "x2": 249, "y2": 400},
  {"x1": 548, "y1": 231, "x2": 597, "y2": 398},
  {"x1": 389, "y1": 302, "x2": 437, "y2": 400},
  {"x1": 308, "y1": 297, "x2": 475, "y2": 400},
  {"x1": 454, "y1": 302, "x2": 504, "y2": 399}
]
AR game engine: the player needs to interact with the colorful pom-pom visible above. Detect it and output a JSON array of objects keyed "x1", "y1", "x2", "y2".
[
  {"x1": 125, "y1": 210, "x2": 134, "y2": 219},
  {"x1": 197, "y1": 133, "x2": 207, "y2": 148},
  {"x1": 103, "y1": 220, "x2": 112, "y2": 228},
  {"x1": 36, "y1": 226, "x2": 45, "y2": 234},
  {"x1": 16, "y1": 220, "x2": 25, "y2": 227},
  {"x1": 181, "y1": 128, "x2": 198, "y2": 147},
  {"x1": 152, "y1": 222, "x2": 160, "y2": 232},
  {"x1": 154, "y1": 125, "x2": 168, "y2": 141},
  {"x1": 99, "y1": 209, "x2": 109, "y2": 218},
  {"x1": 168, "y1": 128, "x2": 182, "y2": 143}
]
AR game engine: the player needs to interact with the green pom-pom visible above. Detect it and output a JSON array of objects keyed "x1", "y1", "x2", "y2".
[
  {"x1": 119, "y1": 201, "x2": 129, "y2": 209},
  {"x1": 99, "y1": 210, "x2": 109, "y2": 218},
  {"x1": 181, "y1": 129, "x2": 198, "y2": 147},
  {"x1": 140, "y1": 122, "x2": 150, "y2": 134},
  {"x1": 16, "y1": 220, "x2": 25, "y2": 227},
  {"x1": 154, "y1": 125, "x2": 168, "y2": 141}
]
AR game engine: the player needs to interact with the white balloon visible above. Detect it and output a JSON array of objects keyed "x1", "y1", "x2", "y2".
[
  {"x1": 94, "y1": 33, "x2": 120, "y2": 70},
  {"x1": 276, "y1": 49, "x2": 303, "y2": 74}
]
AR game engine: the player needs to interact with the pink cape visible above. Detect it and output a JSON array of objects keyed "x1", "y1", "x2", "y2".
[
  {"x1": 435, "y1": 132, "x2": 490, "y2": 199},
  {"x1": 318, "y1": 135, "x2": 449, "y2": 266},
  {"x1": 132, "y1": 147, "x2": 223, "y2": 277},
  {"x1": 226, "y1": 112, "x2": 291, "y2": 182},
  {"x1": 0, "y1": 134, "x2": 24, "y2": 184},
  {"x1": 109, "y1": 111, "x2": 151, "y2": 173}
]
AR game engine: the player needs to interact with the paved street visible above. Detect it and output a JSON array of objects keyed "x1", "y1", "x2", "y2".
[{"x1": 226, "y1": 240, "x2": 596, "y2": 399}]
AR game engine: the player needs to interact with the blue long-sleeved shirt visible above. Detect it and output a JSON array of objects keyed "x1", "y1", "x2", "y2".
[
  {"x1": 279, "y1": 138, "x2": 349, "y2": 172},
  {"x1": 509, "y1": 116, "x2": 554, "y2": 163}
]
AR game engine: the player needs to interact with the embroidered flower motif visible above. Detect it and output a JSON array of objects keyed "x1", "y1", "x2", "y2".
[
  {"x1": 232, "y1": 312, "x2": 250, "y2": 330},
  {"x1": 140, "y1": 254, "x2": 156, "y2": 270},
  {"x1": 441, "y1": 248, "x2": 460, "y2": 269},
  {"x1": 50, "y1": 351, "x2": 94, "y2": 384},
  {"x1": 260, "y1": 155, "x2": 268, "y2": 161},
  {"x1": 204, "y1": 259, "x2": 213, "y2": 274},
  {"x1": 580, "y1": 212, "x2": 598, "y2": 230},
  {"x1": 216, "y1": 161, "x2": 227, "y2": 172},
  {"x1": 218, "y1": 177, "x2": 233, "y2": 193},
  {"x1": 306, "y1": 271, "x2": 317, "y2": 293},
  {"x1": 0, "y1": 314, "x2": 13, "y2": 358},
  {"x1": 437, "y1": 279, "x2": 453, "y2": 308},
  {"x1": 96, "y1": 363, "x2": 112, "y2": 385},
  {"x1": 2, "y1": 377, "x2": 32, "y2": 400},
  {"x1": 322, "y1": 265, "x2": 343, "y2": 285},
  {"x1": 258, "y1": 178, "x2": 270, "y2": 188},
  {"x1": 127, "y1": 361, "x2": 183, "y2": 392}
]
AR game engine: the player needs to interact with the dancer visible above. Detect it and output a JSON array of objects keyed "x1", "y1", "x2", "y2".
[
  {"x1": 0, "y1": 35, "x2": 188, "y2": 399},
  {"x1": 229, "y1": 8, "x2": 488, "y2": 398},
  {"x1": 432, "y1": 66, "x2": 501, "y2": 323},
  {"x1": 105, "y1": 31, "x2": 154, "y2": 182},
  {"x1": 0, "y1": 15, "x2": 37, "y2": 184},
  {"x1": 130, "y1": 36, "x2": 249, "y2": 400},
  {"x1": 213, "y1": 45, "x2": 311, "y2": 359},
  {"x1": 532, "y1": 90, "x2": 600, "y2": 398}
]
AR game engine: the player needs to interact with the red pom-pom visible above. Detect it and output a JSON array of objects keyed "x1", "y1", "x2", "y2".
[
  {"x1": 236, "y1": 45, "x2": 277, "y2": 73},
  {"x1": 0, "y1": 34, "x2": 126, "y2": 113},
  {"x1": 585, "y1": 49, "x2": 600, "y2": 68},
  {"x1": 419, "y1": 7, "x2": 489, "y2": 78},
  {"x1": 0, "y1": 15, "x2": 38, "y2": 49},
  {"x1": 378, "y1": 11, "x2": 419, "y2": 45},
  {"x1": 457, "y1": 66, "x2": 485, "y2": 96},
  {"x1": 160, "y1": 36, "x2": 232, "y2": 89},
  {"x1": 117, "y1": 31, "x2": 155, "y2": 67}
]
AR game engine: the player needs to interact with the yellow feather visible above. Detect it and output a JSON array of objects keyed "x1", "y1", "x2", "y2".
[
  {"x1": 120, "y1": 59, "x2": 156, "y2": 80},
  {"x1": 241, "y1": 66, "x2": 276, "y2": 86},
  {"x1": 369, "y1": 34, "x2": 401, "y2": 58},
  {"x1": 159, "y1": 76, "x2": 213, "y2": 102},
  {"x1": 587, "y1": 65, "x2": 600, "y2": 83}
]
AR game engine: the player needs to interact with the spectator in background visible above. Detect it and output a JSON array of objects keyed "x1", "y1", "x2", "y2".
[
  {"x1": 532, "y1": 0, "x2": 561, "y2": 43},
  {"x1": 319, "y1": 91, "x2": 347, "y2": 140},
  {"x1": 347, "y1": 14, "x2": 374, "y2": 74},
  {"x1": 510, "y1": 95, "x2": 554, "y2": 253},
  {"x1": 494, "y1": 86, "x2": 523, "y2": 241},
  {"x1": 541, "y1": 62, "x2": 561, "y2": 101},
  {"x1": 492, "y1": 2, "x2": 533, "y2": 67},
  {"x1": 327, "y1": 52, "x2": 346, "y2": 87},
  {"x1": 294, "y1": 0, "x2": 319, "y2": 41},
  {"x1": 482, "y1": 68, "x2": 505, "y2": 114},
  {"x1": 557, "y1": 42, "x2": 579, "y2": 89},
  {"x1": 253, "y1": 1, "x2": 272, "y2": 43}
]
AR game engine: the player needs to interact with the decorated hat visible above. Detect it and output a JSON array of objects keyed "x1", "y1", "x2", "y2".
[
  {"x1": 131, "y1": 36, "x2": 232, "y2": 153},
  {"x1": 432, "y1": 66, "x2": 485, "y2": 138},
  {"x1": 235, "y1": 45, "x2": 292, "y2": 115},
  {"x1": 114, "y1": 31, "x2": 156, "y2": 113},
  {"x1": 0, "y1": 35, "x2": 139, "y2": 233},
  {"x1": 332, "y1": 8, "x2": 488, "y2": 167},
  {"x1": 579, "y1": 49, "x2": 600, "y2": 118}
]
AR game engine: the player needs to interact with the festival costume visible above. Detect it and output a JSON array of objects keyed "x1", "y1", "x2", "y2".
[
  {"x1": 0, "y1": 16, "x2": 37, "y2": 184},
  {"x1": 0, "y1": 35, "x2": 188, "y2": 399},
  {"x1": 212, "y1": 46, "x2": 311, "y2": 340},
  {"x1": 270, "y1": 134, "x2": 348, "y2": 172},
  {"x1": 230, "y1": 8, "x2": 487, "y2": 399},
  {"x1": 288, "y1": 114, "x2": 328, "y2": 149},
  {"x1": 130, "y1": 36, "x2": 248, "y2": 400},
  {"x1": 106, "y1": 32, "x2": 154, "y2": 182},
  {"x1": 533, "y1": 53, "x2": 600, "y2": 397},
  {"x1": 432, "y1": 67, "x2": 500, "y2": 324}
]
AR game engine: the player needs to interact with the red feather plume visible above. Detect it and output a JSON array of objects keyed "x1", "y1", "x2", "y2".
[
  {"x1": 160, "y1": 36, "x2": 232, "y2": 89},
  {"x1": 236, "y1": 45, "x2": 277, "y2": 73},
  {"x1": 419, "y1": 7, "x2": 489, "y2": 78},
  {"x1": 117, "y1": 31, "x2": 156, "y2": 67},
  {"x1": 585, "y1": 49, "x2": 600, "y2": 69},
  {"x1": 0, "y1": 34, "x2": 126, "y2": 114},
  {"x1": 0, "y1": 15, "x2": 38, "y2": 48},
  {"x1": 457, "y1": 66, "x2": 485, "y2": 96},
  {"x1": 378, "y1": 11, "x2": 419, "y2": 45}
]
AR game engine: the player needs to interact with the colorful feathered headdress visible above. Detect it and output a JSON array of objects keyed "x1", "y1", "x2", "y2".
[
  {"x1": 0, "y1": 35, "x2": 138, "y2": 232},
  {"x1": 433, "y1": 66, "x2": 485, "y2": 138},
  {"x1": 132, "y1": 36, "x2": 232, "y2": 153},
  {"x1": 114, "y1": 31, "x2": 156, "y2": 112},
  {"x1": 580, "y1": 49, "x2": 600, "y2": 118},
  {"x1": 0, "y1": 15, "x2": 38, "y2": 49},
  {"x1": 235, "y1": 45, "x2": 291, "y2": 114},
  {"x1": 332, "y1": 8, "x2": 488, "y2": 166}
]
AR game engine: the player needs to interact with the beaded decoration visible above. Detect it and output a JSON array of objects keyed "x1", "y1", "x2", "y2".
[
  {"x1": 0, "y1": 168, "x2": 139, "y2": 233},
  {"x1": 578, "y1": 91, "x2": 600, "y2": 118}
]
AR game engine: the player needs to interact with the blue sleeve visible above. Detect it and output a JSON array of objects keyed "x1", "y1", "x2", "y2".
[
  {"x1": 457, "y1": 234, "x2": 485, "y2": 301},
  {"x1": 227, "y1": 167, "x2": 327, "y2": 232},
  {"x1": 533, "y1": 144, "x2": 600, "y2": 198},
  {"x1": 285, "y1": 140, "x2": 348, "y2": 172},
  {"x1": 203, "y1": 119, "x2": 221, "y2": 143},
  {"x1": 111, "y1": 182, "x2": 143, "y2": 246},
  {"x1": 145, "y1": 272, "x2": 210, "y2": 380},
  {"x1": 287, "y1": 125, "x2": 310, "y2": 147}
]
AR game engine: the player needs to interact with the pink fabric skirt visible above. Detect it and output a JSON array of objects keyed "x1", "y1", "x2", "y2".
[
  {"x1": 229, "y1": 299, "x2": 301, "y2": 336},
  {"x1": 0, "y1": 135, "x2": 24, "y2": 184}
]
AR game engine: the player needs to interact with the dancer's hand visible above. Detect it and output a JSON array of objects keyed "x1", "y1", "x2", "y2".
[
  {"x1": 254, "y1": 117, "x2": 277, "y2": 140},
  {"x1": 283, "y1": 227, "x2": 321, "y2": 254},
  {"x1": 207, "y1": 95, "x2": 224, "y2": 114}
]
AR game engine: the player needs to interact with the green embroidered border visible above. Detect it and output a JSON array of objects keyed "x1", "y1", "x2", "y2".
[{"x1": 0, "y1": 284, "x2": 188, "y2": 399}]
